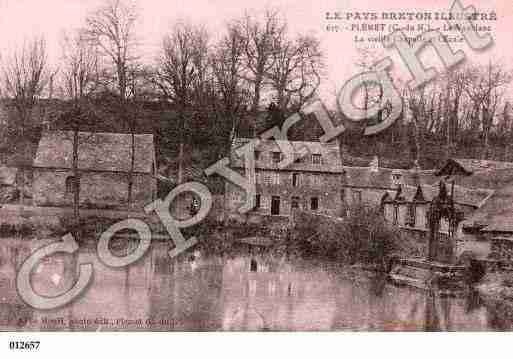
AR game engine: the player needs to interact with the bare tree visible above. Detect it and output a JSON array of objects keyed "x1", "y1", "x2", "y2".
[
  {"x1": 463, "y1": 62, "x2": 512, "y2": 158},
  {"x1": 155, "y1": 22, "x2": 210, "y2": 184},
  {"x1": 268, "y1": 33, "x2": 323, "y2": 112},
  {"x1": 2, "y1": 37, "x2": 49, "y2": 135},
  {"x1": 1, "y1": 36, "x2": 51, "y2": 208},
  {"x1": 406, "y1": 85, "x2": 435, "y2": 167},
  {"x1": 84, "y1": 0, "x2": 138, "y2": 103},
  {"x1": 238, "y1": 10, "x2": 285, "y2": 115},
  {"x1": 211, "y1": 23, "x2": 249, "y2": 149},
  {"x1": 61, "y1": 29, "x2": 99, "y2": 105},
  {"x1": 353, "y1": 47, "x2": 383, "y2": 118},
  {"x1": 440, "y1": 68, "x2": 467, "y2": 157},
  {"x1": 502, "y1": 101, "x2": 513, "y2": 160}
]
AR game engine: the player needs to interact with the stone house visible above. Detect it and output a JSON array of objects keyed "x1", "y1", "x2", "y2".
[
  {"x1": 376, "y1": 157, "x2": 513, "y2": 260},
  {"x1": 225, "y1": 138, "x2": 344, "y2": 220},
  {"x1": 32, "y1": 131, "x2": 157, "y2": 210},
  {"x1": 431, "y1": 157, "x2": 513, "y2": 259},
  {"x1": 464, "y1": 181, "x2": 513, "y2": 237},
  {"x1": 342, "y1": 157, "x2": 438, "y2": 209},
  {"x1": 461, "y1": 181, "x2": 513, "y2": 260}
]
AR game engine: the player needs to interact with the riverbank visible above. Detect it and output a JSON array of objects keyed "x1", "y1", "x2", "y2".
[
  {"x1": 0, "y1": 203, "x2": 423, "y2": 269},
  {"x1": 0, "y1": 204, "x2": 151, "y2": 238}
]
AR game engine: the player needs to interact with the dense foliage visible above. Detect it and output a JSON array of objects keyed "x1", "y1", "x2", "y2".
[{"x1": 290, "y1": 206, "x2": 404, "y2": 268}]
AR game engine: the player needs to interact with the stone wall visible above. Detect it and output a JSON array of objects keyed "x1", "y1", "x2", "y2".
[
  {"x1": 383, "y1": 202, "x2": 429, "y2": 230},
  {"x1": 343, "y1": 187, "x2": 389, "y2": 208},
  {"x1": 130, "y1": 174, "x2": 157, "y2": 209},
  {"x1": 33, "y1": 169, "x2": 156, "y2": 210},
  {"x1": 490, "y1": 237, "x2": 513, "y2": 261},
  {"x1": 225, "y1": 170, "x2": 343, "y2": 217}
]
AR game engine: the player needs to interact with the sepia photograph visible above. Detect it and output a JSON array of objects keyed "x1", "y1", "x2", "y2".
[{"x1": 0, "y1": 0, "x2": 512, "y2": 353}]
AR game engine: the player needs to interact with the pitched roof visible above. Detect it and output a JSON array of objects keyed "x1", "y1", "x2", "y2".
[
  {"x1": 436, "y1": 158, "x2": 513, "y2": 176},
  {"x1": 343, "y1": 167, "x2": 438, "y2": 189},
  {"x1": 231, "y1": 138, "x2": 343, "y2": 173},
  {"x1": 455, "y1": 158, "x2": 513, "y2": 172},
  {"x1": 448, "y1": 168, "x2": 513, "y2": 190},
  {"x1": 464, "y1": 182, "x2": 513, "y2": 232},
  {"x1": 33, "y1": 131, "x2": 155, "y2": 173}
]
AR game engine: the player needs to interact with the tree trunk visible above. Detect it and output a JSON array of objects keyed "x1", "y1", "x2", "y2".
[
  {"x1": 177, "y1": 108, "x2": 186, "y2": 186},
  {"x1": 177, "y1": 142, "x2": 184, "y2": 185},
  {"x1": 127, "y1": 131, "x2": 135, "y2": 209},
  {"x1": 414, "y1": 121, "x2": 422, "y2": 168},
  {"x1": 124, "y1": 101, "x2": 135, "y2": 210},
  {"x1": 252, "y1": 76, "x2": 262, "y2": 113},
  {"x1": 18, "y1": 111, "x2": 26, "y2": 210},
  {"x1": 72, "y1": 127, "x2": 80, "y2": 240},
  {"x1": 251, "y1": 74, "x2": 263, "y2": 137}
]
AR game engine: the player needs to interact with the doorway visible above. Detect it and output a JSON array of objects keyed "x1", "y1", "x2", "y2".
[{"x1": 271, "y1": 196, "x2": 280, "y2": 215}]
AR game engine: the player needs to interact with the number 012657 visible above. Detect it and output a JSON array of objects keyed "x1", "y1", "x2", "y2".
[{"x1": 9, "y1": 341, "x2": 40, "y2": 350}]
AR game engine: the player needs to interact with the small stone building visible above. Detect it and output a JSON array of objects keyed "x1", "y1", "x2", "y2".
[
  {"x1": 33, "y1": 131, "x2": 157, "y2": 210},
  {"x1": 342, "y1": 157, "x2": 438, "y2": 209},
  {"x1": 382, "y1": 183, "x2": 492, "y2": 233},
  {"x1": 225, "y1": 138, "x2": 344, "y2": 219},
  {"x1": 461, "y1": 181, "x2": 513, "y2": 260}
]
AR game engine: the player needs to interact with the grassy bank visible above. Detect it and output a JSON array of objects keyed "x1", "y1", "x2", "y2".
[{"x1": 0, "y1": 205, "x2": 423, "y2": 271}]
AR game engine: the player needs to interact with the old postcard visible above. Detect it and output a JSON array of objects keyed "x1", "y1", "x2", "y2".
[{"x1": 0, "y1": 0, "x2": 512, "y2": 343}]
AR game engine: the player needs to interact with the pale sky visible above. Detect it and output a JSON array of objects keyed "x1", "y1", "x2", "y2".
[{"x1": 0, "y1": 0, "x2": 510, "y2": 105}]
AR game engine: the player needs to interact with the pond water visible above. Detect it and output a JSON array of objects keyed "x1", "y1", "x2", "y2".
[{"x1": 0, "y1": 238, "x2": 511, "y2": 331}]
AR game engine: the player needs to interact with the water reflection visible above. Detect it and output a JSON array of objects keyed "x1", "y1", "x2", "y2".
[{"x1": 0, "y1": 238, "x2": 510, "y2": 331}]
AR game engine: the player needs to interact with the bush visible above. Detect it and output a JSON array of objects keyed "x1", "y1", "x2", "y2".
[{"x1": 291, "y1": 205, "x2": 402, "y2": 268}]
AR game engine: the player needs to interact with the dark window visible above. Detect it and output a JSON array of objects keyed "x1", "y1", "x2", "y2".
[
  {"x1": 254, "y1": 151, "x2": 261, "y2": 161},
  {"x1": 310, "y1": 197, "x2": 319, "y2": 210},
  {"x1": 272, "y1": 152, "x2": 282, "y2": 163},
  {"x1": 407, "y1": 204, "x2": 416, "y2": 227},
  {"x1": 250, "y1": 258, "x2": 258, "y2": 272},
  {"x1": 65, "y1": 176, "x2": 79, "y2": 195},
  {"x1": 271, "y1": 196, "x2": 281, "y2": 215},
  {"x1": 312, "y1": 154, "x2": 322, "y2": 165},
  {"x1": 291, "y1": 196, "x2": 300, "y2": 210},
  {"x1": 393, "y1": 205, "x2": 398, "y2": 225},
  {"x1": 292, "y1": 173, "x2": 300, "y2": 187},
  {"x1": 255, "y1": 194, "x2": 261, "y2": 209}
]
